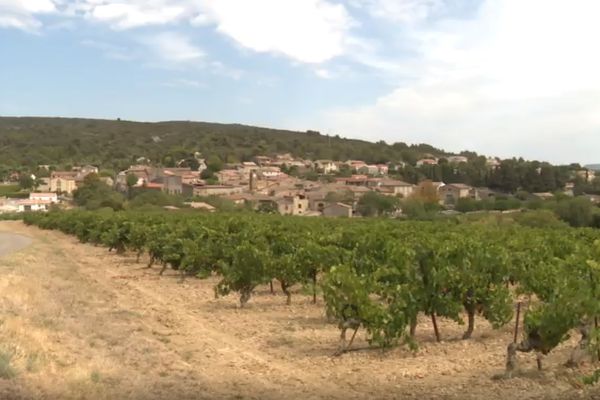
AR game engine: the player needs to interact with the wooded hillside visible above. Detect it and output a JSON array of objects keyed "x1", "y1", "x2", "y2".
[{"x1": 0, "y1": 117, "x2": 447, "y2": 171}]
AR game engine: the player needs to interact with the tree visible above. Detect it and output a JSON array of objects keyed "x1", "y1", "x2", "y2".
[
  {"x1": 325, "y1": 190, "x2": 354, "y2": 205},
  {"x1": 19, "y1": 174, "x2": 36, "y2": 190},
  {"x1": 357, "y1": 192, "x2": 400, "y2": 217},
  {"x1": 412, "y1": 181, "x2": 440, "y2": 204},
  {"x1": 555, "y1": 197, "x2": 594, "y2": 227},
  {"x1": 206, "y1": 155, "x2": 223, "y2": 172},
  {"x1": 126, "y1": 173, "x2": 138, "y2": 200},
  {"x1": 257, "y1": 201, "x2": 278, "y2": 214},
  {"x1": 73, "y1": 173, "x2": 124, "y2": 210}
]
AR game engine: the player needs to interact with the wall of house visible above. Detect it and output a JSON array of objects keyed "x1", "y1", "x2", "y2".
[
  {"x1": 192, "y1": 186, "x2": 244, "y2": 197},
  {"x1": 164, "y1": 175, "x2": 183, "y2": 195},
  {"x1": 323, "y1": 204, "x2": 352, "y2": 217},
  {"x1": 50, "y1": 178, "x2": 77, "y2": 194}
]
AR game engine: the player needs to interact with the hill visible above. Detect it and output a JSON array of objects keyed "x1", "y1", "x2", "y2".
[
  {"x1": 585, "y1": 164, "x2": 600, "y2": 171},
  {"x1": 0, "y1": 117, "x2": 452, "y2": 172}
]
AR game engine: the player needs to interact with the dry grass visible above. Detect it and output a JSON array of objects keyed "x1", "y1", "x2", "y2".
[{"x1": 0, "y1": 220, "x2": 599, "y2": 400}]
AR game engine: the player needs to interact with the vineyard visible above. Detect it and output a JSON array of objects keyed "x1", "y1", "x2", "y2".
[{"x1": 22, "y1": 210, "x2": 600, "y2": 376}]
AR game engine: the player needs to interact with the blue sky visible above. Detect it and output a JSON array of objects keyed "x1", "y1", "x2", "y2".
[{"x1": 1, "y1": 0, "x2": 599, "y2": 165}]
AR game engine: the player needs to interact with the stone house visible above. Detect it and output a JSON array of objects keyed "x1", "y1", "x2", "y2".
[{"x1": 323, "y1": 202, "x2": 353, "y2": 218}]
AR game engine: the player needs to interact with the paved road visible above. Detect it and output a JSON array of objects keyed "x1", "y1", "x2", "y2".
[{"x1": 0, "y1": 232, "x2": 32, "y2": 257}]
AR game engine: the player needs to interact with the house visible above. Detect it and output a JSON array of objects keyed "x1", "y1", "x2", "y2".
[
  {"x1": 277, "y1": 194, "x2": 309, "y2": 216},
  {"x1": 163, "y1": 174, "x2": 183, "y2": 195},
  {"x1": 258, "y1": 167, "x2": 284, "y2": 179},
  {"x1": 439, "y1": 183, "x2": 476, "y2": 205},
  {"x1": 372, "y1": 179, "x2": 416, "y2": 198},
  {"x1": 416, "y1": 158, "x2": 438, "y2": 167},
  {"x1": 240, "y1": 162, "x2": 259, "y2": 174},
  {"x1": 446, "y1": 156, "x2": 469, "y2": 164},
  {"x1": 357, "y1": 165, "x2": 379, "y2": 175},
  {"x1": 216, "y1": 169, "x2": 243, "y2": 184},
  {"x1": 159, "y1": 169, "x2": 202, "y2": 193},
  {"x1": 323, "y1": 202, "x2": 353, "y2": 218},
  {"x1": 486, "y1": 157, "x2": 501, "y2": 169},
  {"x1": 115, "y1": 166, "x2": 153, "y2": 191},
  {"x1": 29, "y1": 192, "x2": 58, "y2": 203},
  {"x1": 49, "y1": 171, "x2": 79, "y2": 194},
  {"x1": 36, "y1": 177, "x2": 51, "y2": 192},
  {"x1": 275, "y1": 153, "x2": 294, "y2": 162},
  {"x1": 377, "y1": 164, "x2": 389, "y2": 175},
  {"x1": 253, "y1": 156, "x2": 272, "y2": 166},
  {"x1": 15, "y1": 199, "x2": 52, "y2": 212},
  {"x1": 314, "y1": 160, "x2": 338, "y2": 174},
  {"x1": 576, "y1": 169, "x2": 596, "y2": 183},
  {"x1": 337, "y1": 175, "x2": 370, "y2": 186},
  {"x1": 0, "y1": 193, "x2": 55, "y2": 213},
  {"x1": 345, "y1": 160, "x2": 367, "y2": 171},
  {"x1": 343, "y1": 185, "x2": 371, "y2": 198},
  {"x1": 72, "y1": 165, "x2": 99, "y2": 175},
  {"x1": 183, "y1": 184, "x2": 245, "y2": 197}
]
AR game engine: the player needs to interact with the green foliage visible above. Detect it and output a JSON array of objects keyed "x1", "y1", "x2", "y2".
[
  {"x1": 357, "y1": 192, "x2": 400, "y2": 217},
  {"x1": 22, "y1": 209, "x2": 600, "y2": 358},
  {"x1": 129, "y1": 190, "x2": 183, "y2": 208},
  {"x1": 18, "y1": 174, "x2": 35, "y2": 190},
  {"x1": 73, "y1": 173, "x2": 124, "y2": 211},
  {"x1": 256, "y1": 201, "x2": 278, "y2": 214},
  {"x1": 554, "y1": 197, "x2": 595, "y2": 227},
  {"x1": 216, "y1": 241, "x2": 270, "y2": 307},
  {"x1": 513, "y1": 210, "x2": 569, "y2": 229}
]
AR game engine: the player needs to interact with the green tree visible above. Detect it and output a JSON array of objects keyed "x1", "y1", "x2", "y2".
[
  {"x1": 19, "y1": 174, "x2": 35, "y2": 190},
  {"x1": 554, "y1": 197, "x2": 594, "y2": 227},
  {"x1": 73, "y1": 173, "x2": 124, "y2": 210},
  {"x1": 357, "y1": 192, "x2": 400, "y2": 217},
  {"x1": 126, "y1": 173, "x2": 138, "y2": 200}
]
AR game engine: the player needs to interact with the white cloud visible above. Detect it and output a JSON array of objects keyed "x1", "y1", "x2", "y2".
[
  {"x1": 81, "y1": 39, "x2": 134, "y2": 60},
  {"x1": 350, "y1": 0, "x2": 446, "y2": 23},
  {"x1": 315, "y1": 68, "x2": 333, "y2": 79},
  {"x1": 200, "y1": 0, "x2": 354, "y2": 63},
  {"x1": 4, "y1": 0, "x2": 356, "y2": 64},
  {"x1": 0, "y1": 0, "x2": 57, "y2": 30},
  {"x1": 140, "y1": 31, "x2": 204, "y2": 64},
  {"x1": 320, "y1": 0, "x2": 600, "y2": 164},
  {"x1": 162, "y1": 78, "x2": 206, "y2": 89},
  {"x1": 84, "y1": 1, "x2": 192, "y2": 29}
]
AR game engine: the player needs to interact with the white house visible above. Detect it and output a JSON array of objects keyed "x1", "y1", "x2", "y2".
[
  {"x1": 314, "y1": 160, "x2": 338, "y2": 174},
  {"x1": 416, "y1": 158, "x2": 438, "y2": 167},
  {"x1": 29, "y1": 192, "x2": 58, "y2": 203},
  {"x1": 16, "y1": 199, "x2": 52, "y2": 212}
]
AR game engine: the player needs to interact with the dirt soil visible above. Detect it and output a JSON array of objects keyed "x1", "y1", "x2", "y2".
[{"x1": 0, "y1": 220, "x2": 599, "y2": 400}]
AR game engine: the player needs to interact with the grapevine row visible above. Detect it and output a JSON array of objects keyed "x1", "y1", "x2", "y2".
[{"x1": 22, "y1": 210, "x2": 600, "y2": 369}]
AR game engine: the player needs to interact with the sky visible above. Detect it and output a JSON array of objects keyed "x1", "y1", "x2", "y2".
[{"x1": 1, "y1": 0, "x2": 599, "y2": 165}]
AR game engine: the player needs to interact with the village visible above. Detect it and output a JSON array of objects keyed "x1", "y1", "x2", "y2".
[{"x1": 1, "y1": 152, "x2": 598, "y2": 217}]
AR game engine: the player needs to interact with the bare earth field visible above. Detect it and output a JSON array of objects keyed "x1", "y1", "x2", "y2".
[{"x1": 0, "y1": 220, "x2": 599, "y2": 400}]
